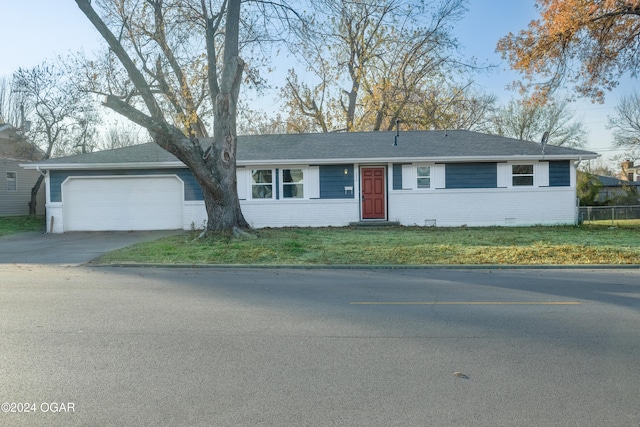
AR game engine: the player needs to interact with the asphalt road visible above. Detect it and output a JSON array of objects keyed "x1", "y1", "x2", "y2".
[{"x1": 1, "y1": 266, "x2": 639, "y2": 426}]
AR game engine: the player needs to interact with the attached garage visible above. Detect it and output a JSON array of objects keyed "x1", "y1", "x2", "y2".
[{"x1": 62, "y1": 175, "x2": 184, "y2": 231}]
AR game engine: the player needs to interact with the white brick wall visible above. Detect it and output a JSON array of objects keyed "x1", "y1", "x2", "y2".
[
  {"x1": 183, "y1": 201, "x2": 208, "y2": 230},
  {"x1": 388, "y1": 187, "x2": 577, "y2": 227},
  {"x1": 242, "y1": 199, "x2": 359, "y2": 228},
  {"x1": 184, "y1": 187, "x2": 578, "y2": 229},
  {"x1": 47, "y1": 178, "x2": 578, "y2": 232},
  {"x1": 45, "y1": 203, "x2": 64, "y2": 233},
  {"x1": 184, "y1": 199, "x2": 360, "y2": 230}
]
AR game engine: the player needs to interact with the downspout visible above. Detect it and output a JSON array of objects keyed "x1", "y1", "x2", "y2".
[
  {"x1": 574, "y1": 156, "x2": 583, "y2": 169},
  {"x1": 574, "y1": 157, "x2": 583, "y2": 225}
]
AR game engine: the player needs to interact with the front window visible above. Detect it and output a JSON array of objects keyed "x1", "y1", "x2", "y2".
[
  {"x1": 282, "y1": 169, "x2": 304, "y2": 198},
  {"x1": 512, "y1": 164, "x2": 534, "y2": 186},
  {"x1": 6, "y1": 172, "x2": 16, "y2": 192},
  {"x1": 416, "y1": 166, "x2": 431, "y2": 189},
  {"x1": 251, "y1": 169, "x2": 273, "y2": 199}
]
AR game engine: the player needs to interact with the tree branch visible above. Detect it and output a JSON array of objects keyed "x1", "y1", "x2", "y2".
[
  {"x1": 102, "y1": 95, "x2": 167, "y2": 135},
  {"x1": 201, "y1": 0, "x2": 226, "y2": 105},
  {"x1": 75, "y1": 0, "x2": 164, "y2": 123}
]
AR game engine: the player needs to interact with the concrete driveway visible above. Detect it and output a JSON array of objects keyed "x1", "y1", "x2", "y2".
[{"x1": 0, "y1": 230, "x2": 182, "y2": 266}]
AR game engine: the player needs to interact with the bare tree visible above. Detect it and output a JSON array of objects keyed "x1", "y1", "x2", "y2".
[
  {"x1": 401, "y1": 83, "x2": 497, "y2": 131},
  {"x1": 237, "y1": 101, "x2": 289, "y2": 135},
  {"x1": 281, "y1": 69, "x2": 336, "y2": 133},
  {"x1": 75, "y1": 0, "x2": 297, "y2": 234},
  {"x1": 13, "y1": 59, "x2": 101, "y2": 216},
  {"x1": 608, "y1": 90, "x2": 640, "y2": 149},
  {"x1": 0, "y1": 77, "x2": 21, "y2": 126},
  {"x1": 99, "y1": 120, "x2": 151, "y2": 150},
  {"x1": 282, "y1": 0, "x2": 470, "y2": 132},
  {"x1": 481, "y1": 97, "x2": 587, "y2": 147}
]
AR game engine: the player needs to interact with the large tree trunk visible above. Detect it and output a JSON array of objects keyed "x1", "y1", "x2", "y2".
[
  {"x1": 195, "y1": 149, "x2": 249, "y2": 233},
  {"x1": 153, "y1": 130, "x2": 249, "y2": 234},
  {"x1": 199, "y1": 0, "x2": 248, "y2": 233}
]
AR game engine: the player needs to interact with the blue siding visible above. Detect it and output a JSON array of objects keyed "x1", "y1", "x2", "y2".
[
  {"x1": 549, "y1": 161, "x2": 570, "y2": 187},
  {"x1": 177, "y1": 169, "x2": 203, "y2": 200},
  {"x1": 445, "y1": 163, "x2": 497, "y2": 189},
  {"x1": 319, "y1": 165, "x2": 354, "y2": 199},
  {"x1": 393, "y1": 164, "x2": 403, "y2": 190},
  {"x1": 49, "y1": 168, "x2": 203, "y2": 202}
]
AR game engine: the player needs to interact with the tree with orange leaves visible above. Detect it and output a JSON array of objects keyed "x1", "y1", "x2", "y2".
[{"x1": 497, "y1": 0, "x2": 640, "y2": 103}]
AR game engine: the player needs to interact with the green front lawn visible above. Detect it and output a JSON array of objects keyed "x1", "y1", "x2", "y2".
[
  {"x1": 93, "y1": 223, "x2": 640, "y2": 265},
  {"x1": 0, "y1": 216, "x2": 45, "y2": 237}
]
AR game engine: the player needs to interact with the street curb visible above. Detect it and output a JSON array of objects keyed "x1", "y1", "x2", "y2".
[{"x1": 87, "y1": 263, "x2": 640, "y2": 270}]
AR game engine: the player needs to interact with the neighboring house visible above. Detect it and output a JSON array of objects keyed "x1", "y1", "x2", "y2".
[
  {"x1": 0, "y1": 123, "x2": 45, "y2": 216},
  {"x1": 22, "y1": 130, "x2": 598, "y2": 233},
  {"x1": 595, "y1": 175, "x2": 640, "y2": 204},
  {"x1": 623, "y1": 160, "x2": 639, "y2": 182}
]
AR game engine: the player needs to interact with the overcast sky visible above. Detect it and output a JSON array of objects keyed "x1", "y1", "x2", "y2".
[{"x1": 0, "y1": 0, "x2": 631, "y2": 166}]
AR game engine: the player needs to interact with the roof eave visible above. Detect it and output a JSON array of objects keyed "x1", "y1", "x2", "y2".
[
  {"x1": 21, "y1": 153, "x2": 599, "y2": 170},
  {"x1": 20, "y1": 161, "x2": 185, "y2": 170},
  {"x1": 238, "y1": 153, "x2": 600, "y2": 166}
]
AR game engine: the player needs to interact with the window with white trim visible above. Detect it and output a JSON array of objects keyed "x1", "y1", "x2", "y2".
[
  {"x1": 416, "y1": 166, "x2": 431, "y2": 189},
  {"x1": 6, "y1": 171, "x2": 17, "y2": 192},
  {"x1": 251, "y1": 169, "x2": 274, "y2": 199},
  {"x1": 282, "y1": 168, "x2": 304, "y2": 198},
  {"x1": 511, "y1": 164, "x2": 534, "y2": 186},
  {"x1": 401, "y1": 163, "x2": 437, "y2": 190}
]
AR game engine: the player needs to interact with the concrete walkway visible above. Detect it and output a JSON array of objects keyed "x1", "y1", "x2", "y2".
[{"x1": 0, "y1": 230, "x2": 182, "y2": 266}]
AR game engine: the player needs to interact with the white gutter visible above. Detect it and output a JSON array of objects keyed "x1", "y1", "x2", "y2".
[
  {"x1": 236, "y1": 154, "x2": 600, "y2": 166},
  {"x1": 21, "y1": 161, "x2": 186, "y2": 170},
  {"x1": 21, "y1": 153, "x2": 600, "y2": 171}
]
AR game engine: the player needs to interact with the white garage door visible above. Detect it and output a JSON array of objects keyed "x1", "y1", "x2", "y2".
[{"x1": 63, "y1": 176, "x2": 184, "y2": 231}]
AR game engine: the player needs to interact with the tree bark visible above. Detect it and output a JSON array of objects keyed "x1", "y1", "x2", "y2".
[
  {"x1": 194, "y1": 153, "x2": 249, "y2": 232},
  {"x1": 28, "y1": 174, "x2": 45, "y2": 217}
]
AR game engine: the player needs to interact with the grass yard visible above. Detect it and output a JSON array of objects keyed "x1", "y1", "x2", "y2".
[
  {"x1": 93, "y1": 223, "x2": 640, "y2": 266},
  {"x1": 0, "y1": 216, "x2": 45, "y2": 237}
]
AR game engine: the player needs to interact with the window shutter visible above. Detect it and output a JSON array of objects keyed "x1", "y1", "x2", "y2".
[
  {"x1": 236, "y1": 168, "x2": 246, "y2": 199},
  {"x1": 496, "y1": 163, "x2": 508, "y2": 188},
  {"x1": 537, "y1": 162, "x2": 549, "y2": 187},
  {"x1": 433, "y1": 164, "x2": 445, "y2": 189},
  {"x1": 307, "y1": 166, "x2": 320, "y2": 199},
  {"x1": 401, "y1": 164, "x2": 414, "y2": 190}
]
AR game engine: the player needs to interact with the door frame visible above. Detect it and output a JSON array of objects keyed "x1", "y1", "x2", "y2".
[{"x1": 359, "y1": 166, "x2": 387, "y2": 220}]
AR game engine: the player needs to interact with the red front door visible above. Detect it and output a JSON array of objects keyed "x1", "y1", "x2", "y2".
[{"x1": 361, "y1": 167, "x2": 386, "y2": 219}]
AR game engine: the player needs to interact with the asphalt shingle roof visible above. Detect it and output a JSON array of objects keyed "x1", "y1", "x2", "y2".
[
  {"x1": 34, "y1": 130, "x2": 598, "y2": 167},
  {"x1": 597, "y1": 175, "x2": 640, "y2": 187}
]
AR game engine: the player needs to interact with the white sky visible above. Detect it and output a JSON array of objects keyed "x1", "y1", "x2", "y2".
[{"x1": 0, "y1": 0, "x2": 633, "y2": 168}]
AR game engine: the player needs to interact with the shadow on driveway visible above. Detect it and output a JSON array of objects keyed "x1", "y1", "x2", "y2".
[{"x1": 0, "y1": 230, "x2": 183, "y2": 266}]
